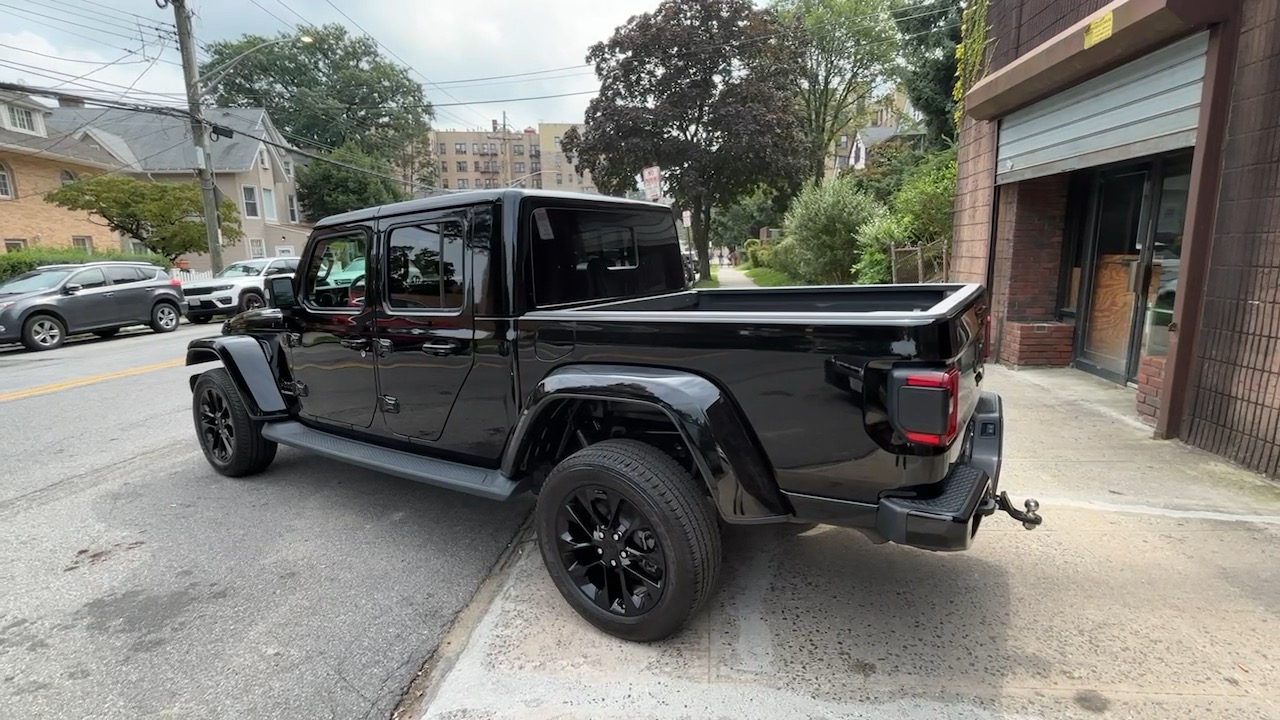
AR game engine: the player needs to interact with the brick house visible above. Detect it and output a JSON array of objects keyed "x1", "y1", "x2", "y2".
[
  {"x1": 952, "y1": 0, "x2": 1280, "y2": 477},
  {"x1": 0, "y1": 92, "x2": 128, "y2": 253}
]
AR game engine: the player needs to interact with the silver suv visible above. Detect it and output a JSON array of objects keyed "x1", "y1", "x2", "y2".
[{"x1": 0, "y1": 261, "x2": 184, "y2": 351}]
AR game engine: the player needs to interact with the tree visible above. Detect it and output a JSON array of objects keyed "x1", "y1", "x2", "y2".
[
  {"x1": 45, "y1": 175, "x2": 243, "y2": 263},
  {"x1": 201, "y1": 24, "x2": 432, "y2": 162},
  {"x1": 773, "y1": 0, "x2": 898, "y2": 183},
  {"x1": 783, "y1": 175, "x2": 881, "y2": 283},
  {"x1": 893, "y1": 0, "x2": 963, "y2": 145},
  {"x1": 295, "y1": 142, "x2": 407, "y2": 221},
  {"x1": 845, "y1": 135, "x2": 926, "y2": 203},
  {"x1": 710, "y1": 186, "x2": 786, "y2": 249},
  {"x1": 563, "y1": 0, "x2": 808, "y2": 277}
]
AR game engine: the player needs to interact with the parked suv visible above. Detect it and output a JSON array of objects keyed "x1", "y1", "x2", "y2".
[
  {"x1": 0, "y1": 261, "x2": 183, "y2": 351},
  {"x1": 181, "y1": 257, "x2": 300, "y2": 324}
]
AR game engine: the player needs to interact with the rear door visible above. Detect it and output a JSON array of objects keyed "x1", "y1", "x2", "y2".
[
  {"x1": 373, "y1": 209, "x2": 473, "y2": 442},
  {"x1": 103, "y1": 265, "x2": 151, "y2": 324}
]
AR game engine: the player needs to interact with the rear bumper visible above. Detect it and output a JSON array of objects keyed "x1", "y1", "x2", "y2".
[{"x1": 786, "y1": 390, "x2": 1007, "y2": 552}]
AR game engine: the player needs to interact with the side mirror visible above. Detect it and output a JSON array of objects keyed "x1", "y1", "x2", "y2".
[
  {"x1": 263, "y1": 266, "x2": 281, "y2": 276},
  {"x1": 267, "y1": 275, "x2": 297, "y2": 309},
  {"x1": 63, "y1": 283, "x2": 82, "y2": 295}
]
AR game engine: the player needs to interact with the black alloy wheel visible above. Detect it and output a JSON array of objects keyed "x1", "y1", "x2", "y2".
[
  {"x1": 557, "y1": 485, "x2": 668, "y2": 617},
  {"x1": 191, "y1": 368, "x2": 277, "y2": 477},
  {"x1": 536, "y1": 439, "x2": 721, "y2": 642},
  {"x1": 239, "y1": 291, "x2": 264, "y2": 312}
]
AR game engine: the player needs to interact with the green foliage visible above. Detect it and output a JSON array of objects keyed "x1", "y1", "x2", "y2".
[
  {"x1": 45, "y1": 175, "x2": 243, "y2": 263},
  {"x1": 894, "y1": 148, "x2": 957, "y2": 244},
  {"x1": 202, "y1": 24, "x2": 432, "y2": 164},
  {"x1": 711, "y1": 187, "x2": 785, "y2": 249},
  {"x1": 846, "y1": 136, "x2": 927, "y2": 204},
  {"x1": 954, "y1": 0, "x2": 992, "y2": 126},
  {"x1": 295, "y1": 142, "x2": 408, "y2": 221},
  {"x1": 764, "y1": 237, "x2": 808, "y2": 281},
  {"x1": 893, "y1": 0, "x2": 962, "y2": 144},
  {"x1": 774, "y1": 0, "x2": 899, "y2": 181},
  {"x1": 0, "y1": 249, "x2": 162, "y2": 282},
  {"x1": 562, "y1": 0, "x2": 809, "y2": 277},
  {"x1": 743, "y1": 238, "x2": 762, "y2": 266},
  {"x1": 694, "y1": 266, "x2": 720, "y2": 288},
  {"x1": 745, "y1": 265, "x2": 800, "y2": 286},
  {"x1": 782, "y1": 176, "x2": 881, "y2": 283},
  {"x1": 850, "y1": 208, "x2": 907, "y2": 283}
]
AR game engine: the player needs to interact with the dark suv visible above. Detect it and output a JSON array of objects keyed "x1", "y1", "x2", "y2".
[{"x1": 0, "y1": 261, "x2": 184, "y2": 351}]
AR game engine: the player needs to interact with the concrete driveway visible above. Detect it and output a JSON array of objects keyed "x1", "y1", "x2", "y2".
[
  {"x1": 0, "y1": 324, "x2": 530, "y2": 719},
  {"x1": 416, "y1": 367, "x2": 1280, "y2": 720}
]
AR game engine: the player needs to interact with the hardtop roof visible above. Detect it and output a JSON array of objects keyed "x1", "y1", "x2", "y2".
[{"x1": 312, "y1": 189, "x2": 671, "y2": 229}]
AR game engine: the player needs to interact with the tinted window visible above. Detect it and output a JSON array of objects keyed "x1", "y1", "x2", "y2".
[
  {"x1": 106, "y1": 266, "x2": 143, "y2": 283},
  {"x1": 386, "y1": 221, "x2": 465, "y2": 310},
  {"x1": 528, "y1": 206, "x2": 685, "y2": 307},
  {"x1": 303, "y1": 232, "x2": 369, "y2": 309},
  {"x1": 71, "y1": 268, "x2": 107, "y2": 289}
]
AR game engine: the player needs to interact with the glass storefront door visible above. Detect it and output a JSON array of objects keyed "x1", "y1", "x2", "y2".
[{"x1": 1075, "y1": 153, "x2": 1193, "y2": 383}]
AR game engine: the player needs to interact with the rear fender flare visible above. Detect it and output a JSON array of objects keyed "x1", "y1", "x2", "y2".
[
  {"x1": 186, "y1": 335, "x2": 287, "y2": 417},
  {"x1": 503, "y1": 364, "x2": 791, "y2": 523}
]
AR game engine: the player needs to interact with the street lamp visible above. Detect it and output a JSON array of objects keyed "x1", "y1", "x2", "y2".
[{"x1": 200, "y1": 35, "x2": 314, "y2": 95}]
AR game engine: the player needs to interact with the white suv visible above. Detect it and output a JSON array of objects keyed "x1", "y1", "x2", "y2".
[{"x1": 181, "y1": 257, "x2": 299, "y2": 324}]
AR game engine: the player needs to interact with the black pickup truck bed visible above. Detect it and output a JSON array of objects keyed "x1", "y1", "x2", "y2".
[{"x1": 571, "y1": 283, "x2": 969, "y2": 315}]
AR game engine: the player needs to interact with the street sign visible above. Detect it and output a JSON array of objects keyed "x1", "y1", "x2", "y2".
[
  {"x1": 642, "y1": 166, "x2": 662, "y2": 201},
  {"x1": 682, "y1": 210, "x2": 691, "y2": 228}
]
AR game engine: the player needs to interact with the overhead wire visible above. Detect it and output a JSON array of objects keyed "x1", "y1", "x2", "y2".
[
  {"x1": 55, "y1": 0, "x2": 177, "y2": 30},
  {"x1": 0, "y1": 3, "x2": 175, "y2": 45}
]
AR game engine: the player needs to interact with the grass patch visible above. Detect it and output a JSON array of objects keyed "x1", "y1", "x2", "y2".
[
  {"x1": 745, "y1": 266, "x2": 799, "y2": 287},
  {"x1": 694, "y1": 265, "x2": 719, "y2": 288},
  {"x1": 735, "y1": 261, "x2": 754, "y2": 270}
]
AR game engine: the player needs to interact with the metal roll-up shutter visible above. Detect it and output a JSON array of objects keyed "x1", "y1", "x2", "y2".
[{"x1": 996, "y1": 32, "x2": 1208, "y2": 185}]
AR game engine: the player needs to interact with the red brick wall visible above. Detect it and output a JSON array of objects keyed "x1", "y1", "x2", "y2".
[
  {"x1": 950, "y1": 116, "x2": 997, "y2": 287},
  {"x1": 1002, "y1": 321, "x2": 1075, "y2": 366},
  {"x1": 1137, "y1": 355, "x2": 1166, "y2": 424},
  {"x1": 1184, "y1": 0, "x2": 1280, "y2": 478}
]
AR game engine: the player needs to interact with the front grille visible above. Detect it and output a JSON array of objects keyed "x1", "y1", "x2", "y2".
[{"x1": 184, "y1": 287, "x2": 215, "y2": 297}]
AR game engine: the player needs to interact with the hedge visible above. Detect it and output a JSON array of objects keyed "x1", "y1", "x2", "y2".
[{"x1": 0, "y1": 249, "x2": 165, "y2": 282}]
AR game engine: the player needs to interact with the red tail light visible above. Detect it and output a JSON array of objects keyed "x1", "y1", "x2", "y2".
[
  {"x1": 901, "y1": 367, "x2": 960, "y2": 446},
  {"x1": 170, "y1": 277, "x2": 182, "y2": 286}
]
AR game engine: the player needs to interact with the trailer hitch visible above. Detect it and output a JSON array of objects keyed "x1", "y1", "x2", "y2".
[{"x1": 995, "y1": 491, "x2": 1042, "y2": 530}]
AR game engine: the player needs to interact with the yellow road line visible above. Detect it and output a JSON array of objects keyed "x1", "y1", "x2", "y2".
[{"x1": 0, "y1": 358, "x2": 186, "y2": 402}]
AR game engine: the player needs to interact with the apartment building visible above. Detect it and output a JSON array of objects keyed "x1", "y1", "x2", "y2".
[
  {"x1": 952, "y1": 0, "x2": 1280, "y2": 478},
  {"x1": 538, "y1": 122, "x2": 597, "y2": 194},
  {"x1": 432, "y1": 121, "x2": 598, "y2": 194}
]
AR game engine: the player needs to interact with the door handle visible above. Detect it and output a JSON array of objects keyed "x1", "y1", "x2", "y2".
[
  {"x1": 421, "y1": 341, "x2": 457, "y2": 357},
  {"x1": 339, "y1": 337, "x2": 370, "y2": 351},
  {"x1": 104, "y1": 292, "x2": 115, "y2": 297}
]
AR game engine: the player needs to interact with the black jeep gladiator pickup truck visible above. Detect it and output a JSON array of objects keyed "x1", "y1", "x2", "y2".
[{"x1": 186, "y1": 189, "x2": 1042, "y2": 642}]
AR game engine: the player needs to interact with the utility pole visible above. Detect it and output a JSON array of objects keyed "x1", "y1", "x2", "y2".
[{"x1": 169, "y1": 0, "x2": 223, "y2": 272}]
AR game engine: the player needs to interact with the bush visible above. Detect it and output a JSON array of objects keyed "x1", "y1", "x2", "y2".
[
  {"x1": 895, "y1": 148, "x2": 957, "y2": 245},
  {"x1": 851, "y1": 209, "x2": 909, "y2": 284},
  {"x1": 744, "y1": 238, "x2": 761, "y2": 266},
  {"x1": 783, "y1": 176, "x2": 882, "y2": 284},
  {"x1": 0, "y1": 249, "x2": 164, "y2": 282},
  {"x1": 765, "y1": 238, "x2": 807, "y2": 282}
]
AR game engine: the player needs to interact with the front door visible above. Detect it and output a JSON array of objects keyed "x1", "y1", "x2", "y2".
[
  {"x1": 288, "y1": 227, "x2": 378, "y2": 429},
  {"x1": 60, "y1": 267, "x2": 114, "y2": 332},
  {"x1": 373, "y1": 211, "x2": 474, "y2": 442}
]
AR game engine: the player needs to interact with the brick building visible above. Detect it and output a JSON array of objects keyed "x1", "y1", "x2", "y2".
[{"x1": 953, "y1": 0, "x2": 1280, "y2": 477}]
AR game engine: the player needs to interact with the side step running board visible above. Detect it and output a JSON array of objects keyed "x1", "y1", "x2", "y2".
[{"x1": 261, "y1": 421, "x2": 523, "y2": 501}]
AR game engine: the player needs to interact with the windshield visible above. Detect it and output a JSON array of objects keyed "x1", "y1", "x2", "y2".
[
  {"x1": 0, "y1": 269, "x2": 73, "y2": 294},
  {"x1": 217, "y1": 261, "x2": 268, "y2": 278}
]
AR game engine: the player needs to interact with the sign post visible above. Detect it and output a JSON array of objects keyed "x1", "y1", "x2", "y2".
[{"x1": 642, "y1": 166, "x2": 662, "y2": 201}]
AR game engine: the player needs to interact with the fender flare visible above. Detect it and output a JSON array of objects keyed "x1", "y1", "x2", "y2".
[
  {"x1": 502, "y1": 364, "x2": 791, "y2": 523},
  {"x1": 186, "y1": 335, "x2": 287, "y2": 417}
]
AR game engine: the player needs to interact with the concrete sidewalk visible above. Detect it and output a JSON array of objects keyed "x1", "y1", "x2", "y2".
[
  {"x1": 417, "y1": 367, "x2": 1280, "y2": 720},
  {"x1": 716, "y1": 265, "x2": 757, "y2": 288}
]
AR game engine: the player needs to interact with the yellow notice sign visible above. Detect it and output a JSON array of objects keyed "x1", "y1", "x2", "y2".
[{"x1": 1084, "y1": 11, "x2": 1114, "y2": 49}]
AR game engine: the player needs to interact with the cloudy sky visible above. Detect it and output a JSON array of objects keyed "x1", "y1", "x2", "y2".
[{"x1": 0, "y1": 0, "x2": 660, "y2": 130}]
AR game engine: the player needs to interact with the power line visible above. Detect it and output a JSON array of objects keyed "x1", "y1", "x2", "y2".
[
  {"x1": 0, "y1": 16, "x2": 180, "y2": 68},
  {"x1": 0, "y1": 3, "x2": 175, "y2": 44},
  {"x1": 271, "y1": 0, "x2": 310, "y2": 26},
  {"x1": 58, "y1": 0, "x2": 177, "y2": 30},
  {"x1": 245, "y1": 0, "x2": 294, "y2": 30},
  {"x1": 0, "y1": 58, "x2": 185, "y2": 105},
  {"x1": 0, "y1": 43, "x2": 153, "y2": 66},
  {"x1": 47, "y1": 0, "x2": 176, "y2": 36}
]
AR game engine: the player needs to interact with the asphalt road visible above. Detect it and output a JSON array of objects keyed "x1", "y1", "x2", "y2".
[{"x1": 0, "y1": 324, "x2": 531, "y2": 719}]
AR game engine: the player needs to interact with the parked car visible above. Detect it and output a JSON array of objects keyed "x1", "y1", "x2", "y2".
[
  {"x1": 181, "y1": 257, "x2": 300, "y2": 323},
  {"x1": 0, "y1": 261, "x2": 183, "y2": 351},
  {"x1": 184, "y1": 189, "x2": 1043, "y2": 642}
]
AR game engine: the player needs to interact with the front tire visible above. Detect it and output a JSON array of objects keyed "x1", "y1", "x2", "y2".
[
  {"x1": 192, "y1": 368, "x2": 277, "y2": 477},
  {"x1": 239, "y1": 291, "x2": 265, "y2": 312},
  {"x1": 22, "y1": 315, "x2": 65, "y2": 351},
  {"x1": 151, "y1": 302, "x2": 180, "y2": 333},
  {"x1": 535, "y1": 439, "x2": 721, "y2": 642}
]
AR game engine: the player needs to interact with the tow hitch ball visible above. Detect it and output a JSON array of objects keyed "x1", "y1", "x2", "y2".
[{"x1": 980, "y1": 491, "x2": 1043, "y2": 530}]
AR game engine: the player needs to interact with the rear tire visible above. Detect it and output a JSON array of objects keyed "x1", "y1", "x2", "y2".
[
  {"x1": 239, "y1": 291, "x2": 265, "y2": 312},
  {"x1": 21, "y1": 315, "x2": 65, "y2": 351},
  {"x1": 535, "y1": 439, "x2": 721, "y2": 642},
  {"x1": 192, "y1": 367, "x2": 277, "y2": 478},
  {"x1": 151, "y1": 302, "x2": 180, "y2": 333}
]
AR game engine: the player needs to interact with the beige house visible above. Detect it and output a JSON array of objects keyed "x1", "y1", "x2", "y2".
[
  {"x1": 48, "y1": 105, "x2": 311, "y2": 270},
  {"x1": 0, "y1": 92, "x2": 129, "y2": 253},
  {"x1": 431, "y1": 121, "x2": 598, "y2": 194}
]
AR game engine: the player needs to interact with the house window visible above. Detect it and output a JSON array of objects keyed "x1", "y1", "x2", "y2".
[
  {"x1": 474, "y1": 161, "x2": 481, "y2": 172},
  {"x1": 456, "y1": 161, "x2": 467, "y2": 172},
  {"x1": 441, "y1": 160, "x2": 448, "y2": 172},
  {"x1": 441, "y1": 179, "x2": 449, "y2": 189},
  {"x1": 4, "y1": 239, "x2": 26, "y2": 252},
  {"x1": 555, "y1": 173, "x2": 563, "y2": 185},
  {"x1": 258, "y1": 149, "x2": 269, "y2": 169},
  {"x1": 514, "y1": 144, "x2": 524, "y2": 155},
  {"x1": 60, "y1": 169, "x2": 77, "y2": 185},
  {"x1": 531, "y1": 163, "x2": 541, "y2": 172},
  {"x1": 472, "y1": 142, "x2": 479, "y2": 154},
  {"x1": 839, "y1": 135, "x2": 849, "y2": 147},
  {"x1": 554, "y1": 136, "x2": 561, "y2": 147},
  {"x1": 455, "y1": 142, "x2": 467, "y2": 154},
  {"x1": 248, "y1": 238, "x2": 266, "y2": 259},
  {"x1": 438, "y1": 142, "x2": 447, "y2": 154},
  {"x1": 514, "y1": 162, "x2": 525, "y2": 173},
  {"x1": 72, "y1": 235, "x2": 93, "y2": 251},
  {"x1": 242, "y1": 186, "x2": 260, "y2": 218},
  {"x1": 287, "y1": 194, "x2": 298, "y2": 223},
  {"x1": 457, "y1": 179, "x2": 469, "y2": 189},
  {"x1": 7, "y1": 106, "x2": 38, "y2": 133},
  {"x1": 0, "y1": 163, "x2": 12, "y2": 198},
  {"x1": 532, "y1": 178, "x2": 542, "y2": 189},
  {"x1": 262, "y1": 188, "x2": 277, "y2": 221},
  {"x1": 283, "y1": 158, "x2": 293, "y2": 180}
]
